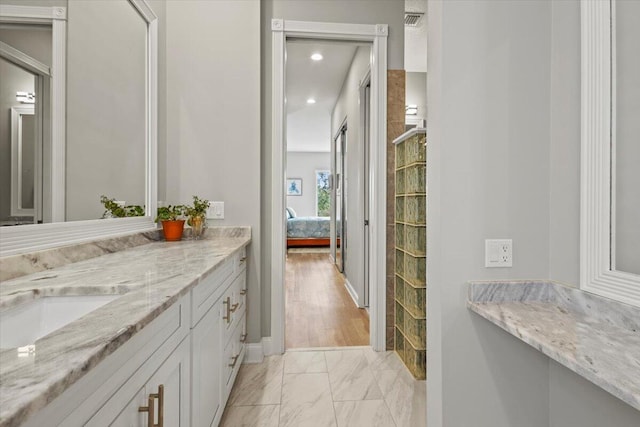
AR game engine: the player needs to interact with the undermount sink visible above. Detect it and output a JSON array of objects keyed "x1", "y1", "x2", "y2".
[{"x1": 0, "y1": 295, "x2": 119, "y2": 349}]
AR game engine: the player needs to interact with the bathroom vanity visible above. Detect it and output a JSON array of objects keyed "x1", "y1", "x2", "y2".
[{"x1": 0, "y1": 227, "x2": 250, "y2": 427}]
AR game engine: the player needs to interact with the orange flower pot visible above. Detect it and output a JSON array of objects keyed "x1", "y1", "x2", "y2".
[{"x1": 161, "y1": 219, "x2": 185, "y2": 241}]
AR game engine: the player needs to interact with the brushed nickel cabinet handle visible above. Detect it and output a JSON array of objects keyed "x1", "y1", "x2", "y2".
[
  {"x1": 240, "y1": 333, "x2": 247, "y2": 343},
  {"x1": 138, "y1": 394, "x2": 155, "y2": 427},
  {"x1": 230, "y1": 302, "x2": 240, "y2": 313},
  {"x1": 240, "y1": 257, "x2": 246, "y2": 262},
  {"x1": 157, "y1": 384, "x2": 164, "y2": 427},
  {"x1": 139, "y1": 384, "x2": 163, "y2": 427},
  {"x1": 229, "y1": 354, "x2": 240, "y2": 368},
  {"x1": 223, "y1": 297, "x2": 231, "y2": 323},
  {"x1": 240, "y1": 289, "x2": 247, "y2": 295}
]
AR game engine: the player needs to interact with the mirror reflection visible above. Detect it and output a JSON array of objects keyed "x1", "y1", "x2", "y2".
[
  {"x1": 613, "y1": 0, "x2": 640, "y2": 275},
  {"x1": 0, "y1": 0, "x2": 147, "y2": 226}
]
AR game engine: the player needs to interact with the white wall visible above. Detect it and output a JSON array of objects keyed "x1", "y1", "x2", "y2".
[
  {"x1": 286, "y1": 152, "x2": 330, "y2": 217},
  {"x1": 163, "y1": 0, "x2": 262, "y2": 343},
  {"x1": 330, "y1": 46, "x2": 370, "y2": 306},
  {"x1": 428, "y1": 0, "x2": 640, "y2": 426},
  {"x1": 406, "y1": 71, "x2": 426, "y2": 123},
  {"x1": 286, "y1": 108, "x2": 330, "y2": 152},
  {"x1": 261, "y1": 0, "x2": 405, "y2": 335}
]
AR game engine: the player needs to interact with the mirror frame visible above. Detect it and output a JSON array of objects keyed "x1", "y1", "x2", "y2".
[
  {"x1": 0, "y1": 1, "x2": 158, "y2": 257},
  {"x1": 580, "y1": 0, "x2": 640, "y2": 307}
]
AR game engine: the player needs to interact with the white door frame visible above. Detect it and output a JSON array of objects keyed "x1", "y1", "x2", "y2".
[{"x1": 270, "y1": 19, "x2": 388, "y2": 353}]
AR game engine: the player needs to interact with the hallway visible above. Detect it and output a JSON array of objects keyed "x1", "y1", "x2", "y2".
[
  {"x1": 285, "y1": 252, "x2": 369, "y2": 348},
  {"x1": 221, "y1": 348, "x2": 426, "y2": 427}
]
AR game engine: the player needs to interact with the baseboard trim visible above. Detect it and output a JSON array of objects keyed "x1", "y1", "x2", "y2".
[
  {"x1": 344, "y1": 279, "x2": 361, "y2": 308},
  {"x1": 244, "y1": 342, "x2": 264, "y2": 364},
  {"x1": 243, "y1": 336, "x2": 277, "y2": 364}
]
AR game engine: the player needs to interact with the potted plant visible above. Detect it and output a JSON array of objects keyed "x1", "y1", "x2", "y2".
[
  {"x1": 100, "y1": 195, "x2": 144, "y2": 218},
  {"x1": 185, "y1": 195, "x2": 210, "y2": 240},
  {"x1": 155, "y1": 205, "x2": 186, "y2": 241}
]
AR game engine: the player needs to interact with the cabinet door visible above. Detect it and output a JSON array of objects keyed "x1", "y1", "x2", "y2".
[
  {"x1": 145, "y1": 337, "x2": 191, "y2": 427},
  {"x1": 191, "y1": 300, "x2": 222, "y2": 427},
  {"x1": 88, "y1": 337, "x2": 190, "y2": 427}
]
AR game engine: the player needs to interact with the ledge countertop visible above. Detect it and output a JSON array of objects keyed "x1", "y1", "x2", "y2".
[
  {"x1": 0, "y1": 228, "x2": 250, "y2": 427},
  {"x1": 467, "y1": 281, "x2": 640, "y2": 411}
]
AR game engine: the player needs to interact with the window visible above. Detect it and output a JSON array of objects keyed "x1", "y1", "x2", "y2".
[{"x1": 316, "y1": 170, "x2": 330, "y2": 217}]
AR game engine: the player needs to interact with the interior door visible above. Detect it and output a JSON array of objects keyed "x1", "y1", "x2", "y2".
[
  {"x1": 363, "y1": 80, "x2": 371, "y2": 306},
  {"x1": 331, "y1": 124, "x2": 347, "y2": 273}
]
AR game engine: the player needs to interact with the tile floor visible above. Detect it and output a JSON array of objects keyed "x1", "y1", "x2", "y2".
[{"x1": 221, "y1": 347, "x2": 426, "y2": 427}]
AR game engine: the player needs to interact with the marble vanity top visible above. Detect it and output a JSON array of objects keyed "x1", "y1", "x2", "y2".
[
  {"x1": 467, "y1": 281, "x2": 640, "y2": 411},
  {"x1": 0, "y1": 227, "x2": 250, "y2": 427}
]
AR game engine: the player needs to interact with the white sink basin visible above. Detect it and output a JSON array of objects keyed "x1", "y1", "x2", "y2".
[{"x1": 0, "y1": 295, "x2": 119, "y2": 349}]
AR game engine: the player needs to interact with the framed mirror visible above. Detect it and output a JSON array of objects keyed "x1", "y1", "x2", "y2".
[
  {"x1": 581, "y1": 0, "x2": 640, "y2": 307},
  {"x1": 0, "y1": 0, "x2": 157, "y2": 257}
]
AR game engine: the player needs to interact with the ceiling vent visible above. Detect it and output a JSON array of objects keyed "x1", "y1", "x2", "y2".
[{"x1": 404, "y1": 12, "x2": 424, "y2": 27}]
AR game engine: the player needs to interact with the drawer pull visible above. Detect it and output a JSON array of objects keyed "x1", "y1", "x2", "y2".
[
  {"x1": 240, "y1": 257, "x2": 246, "y2": 262},
  {"x1": 229, "y1": 354, "x2": 240, "y2": 368},
  {"x1": 230, "y1": 302, "x2": 240, "y2": 313},
  {"x1": 139, "y1": 384, "x2": 164, "y2": 427},
  {"x1": 240, "y1": 289, "x2": 247, "y2": 296},
  {"x1": 240, "y1": 333, "x2": 247, "y2": 343},
  {"x1": 223, "y1": 297, "x2": 231, "y2": 323}
]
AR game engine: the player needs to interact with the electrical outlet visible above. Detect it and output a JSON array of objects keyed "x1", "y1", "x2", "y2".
[
  {"x1": 485, "y1": 239, "x2": 512, "y2": 267},
  {"x1": 207, "y1": 201, "x2": 224, "y2": 219}
]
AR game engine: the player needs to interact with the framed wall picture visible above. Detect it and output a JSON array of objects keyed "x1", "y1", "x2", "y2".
[{"x1": 286, "y1": 178, "x2": 302, "y2": 196}]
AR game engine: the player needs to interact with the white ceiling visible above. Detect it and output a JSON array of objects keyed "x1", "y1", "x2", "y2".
[
  {"x1": 286, "y1": 40, "x2": 359, "y2": 152},
  {"x1": 405, "y1": 0, "x2": 428, "y2": 72}
]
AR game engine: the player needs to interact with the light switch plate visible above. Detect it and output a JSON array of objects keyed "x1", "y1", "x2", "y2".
[
  {"x1": 485, "y1": 239, "x2": 512, "y2": 267},
  {"x1": 207, "y1": 201, "x2": 224, "y2": 219}
]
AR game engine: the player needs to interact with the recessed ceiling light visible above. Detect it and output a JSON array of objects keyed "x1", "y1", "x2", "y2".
[
  {"x1": 307, "y1": 98, "x2": 316, "y2": 104},
  {"x1": 311, "y1": 53, "x2": 323, "y2": 61}
]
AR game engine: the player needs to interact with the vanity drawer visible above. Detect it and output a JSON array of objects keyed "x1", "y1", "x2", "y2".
[
  {"x1": 191, "y1": 258, "x2": 234, "y2": 327},
  {"x1": 222, "y1": 313, "x2": 246, "y2": 396}
]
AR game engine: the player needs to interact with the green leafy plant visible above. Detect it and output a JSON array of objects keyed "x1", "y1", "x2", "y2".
[
  {"x1": 100, "y1": 195, "x2": 145, "y2": 218},
  {"x1": 184, "y1": 195, "x2": 210, "y2": 220},
  {"x1": 155, "y1": 205, "x2": 186, "y2": 222}
]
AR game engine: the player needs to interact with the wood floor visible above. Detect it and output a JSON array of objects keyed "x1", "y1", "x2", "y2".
[{"x1": 285, "y1": 252, "x2": 370, "y2": 348}]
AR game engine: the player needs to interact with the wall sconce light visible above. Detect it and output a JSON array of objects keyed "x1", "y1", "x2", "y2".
[
  {"x1": 405, "y1": 105, "x2": 418, "y2": 115},
  {"x1": 16, "y1": 92, "x2": 36, "y2": 104}
]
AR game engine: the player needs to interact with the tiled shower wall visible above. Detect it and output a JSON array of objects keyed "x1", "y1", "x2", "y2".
[
  {"x1": 386, "y1": 70, "x2": 406, "y2": 350},
  {"x1": 395, "y1": 131, "x2": 426, "y2": 379}
]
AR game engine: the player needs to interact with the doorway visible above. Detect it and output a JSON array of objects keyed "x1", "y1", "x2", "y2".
[
  {"x1": 284, "y1": 39, "x2": 370, "y2": 349},
  {"x1": 270, "y1": 20, "x2": 389, "y2": 354}
]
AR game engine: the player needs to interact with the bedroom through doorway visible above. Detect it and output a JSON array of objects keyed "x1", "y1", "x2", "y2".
[{"x1": 284, "y1": 39, "x2": 371, "y2": 349}]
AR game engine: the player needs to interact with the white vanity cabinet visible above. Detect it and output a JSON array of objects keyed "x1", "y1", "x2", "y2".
[
  {"x1": 21, "y1": 246, "x2": 249, "y2": 427},
  {"x1": 191, "y1": 247, "x2": 247, "y2": 427}
]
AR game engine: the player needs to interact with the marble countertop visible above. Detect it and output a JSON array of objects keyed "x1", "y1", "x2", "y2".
[
  {"x1": 467, "y1": 281, "x2": 640, "y2": 411},
  {"x1": 0, "y1": 227, "x2": 250, "y2": 427}
]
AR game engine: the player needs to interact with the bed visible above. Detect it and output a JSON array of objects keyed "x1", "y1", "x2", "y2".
[{"x1": 286, "y1": 208, "x2": 338, "y2": 247}]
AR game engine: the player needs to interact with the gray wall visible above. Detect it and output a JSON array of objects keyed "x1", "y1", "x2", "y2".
[
  {"x1": 330, "y1": 45, "x2": 371, "y2": 306},
  {"x1": 65, "y1": 0, "x2": 146, "y2": 221},
  {"x1": 162, "y1": 0, "x2": 262, "y2": 342},
  {"x1": 261, "y1": 0, "x2": 405, "y2": 337},
  {"x1": 428, "y1": 0, "x2": 640, "y2": 426},
  {"x1": 285, "y1": 152, "x2": 330, "y2": 217}
]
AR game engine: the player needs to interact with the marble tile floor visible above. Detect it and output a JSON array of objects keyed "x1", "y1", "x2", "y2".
[{"x1": 222, "y1": 347, "x2": 426, "y2": 427}]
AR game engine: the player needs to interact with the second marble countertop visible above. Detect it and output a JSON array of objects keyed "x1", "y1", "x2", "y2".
[{"x1": 467, "y1": 281, "x2": 640, "y2": 411}]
